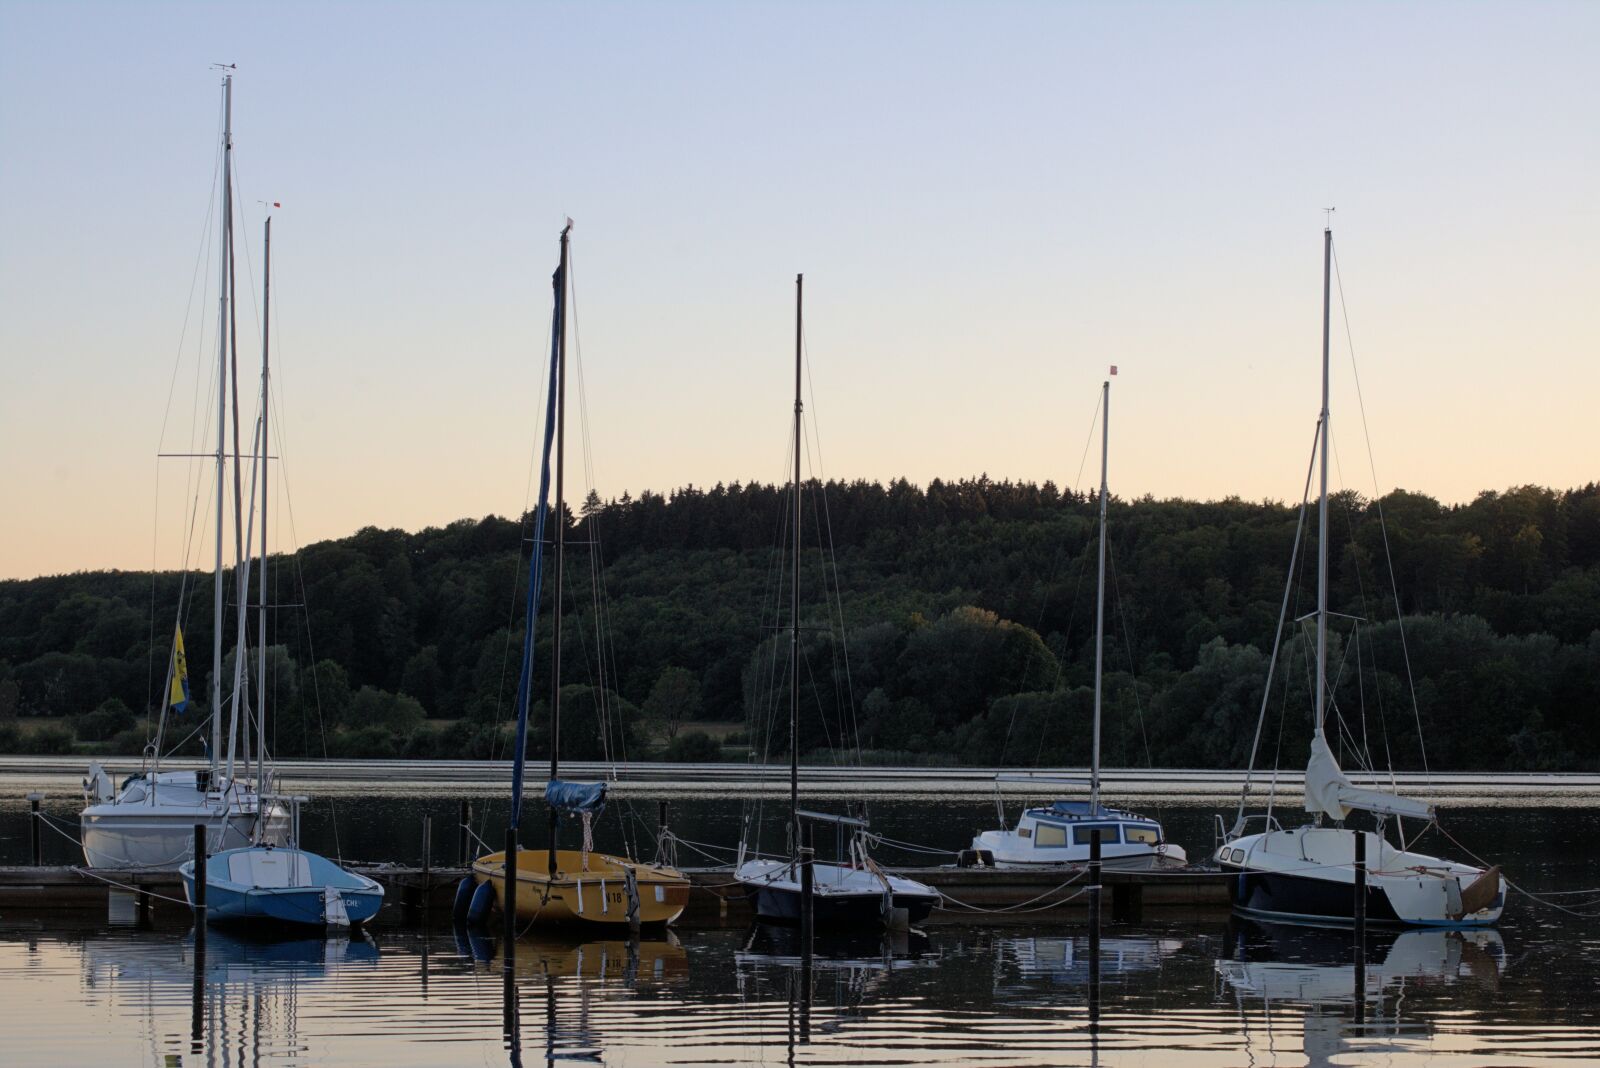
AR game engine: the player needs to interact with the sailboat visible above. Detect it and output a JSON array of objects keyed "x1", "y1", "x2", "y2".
[
  {"x1": 80, "y1": 72, "x2": 289, "y2": 869},
  {"x1": 1214, "y1": 228, "x2": 1505, "y2": 926},
  {"x1": 972, "y1": 373, "x2": 1186, "y2": 871},
  {"x1": 469, "y1": 222, "x2": 691, "y2": 928},
  {"x1": 178, "y1": 213, "x2": 383, "y2": 930},
  {"x1": 733, "y1": 275, "x2": 939, "y2": 929}
]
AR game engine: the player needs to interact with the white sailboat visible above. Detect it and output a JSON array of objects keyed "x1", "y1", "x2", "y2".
[
  {"x1": 1213, "y1": 227, "x2": 1504, "y2": 926},
  {"x1": 81, "y1": 73, "x2": 289, "y2": 869},
  {"x1": 734, "y1": 275, "x2": 939, "y2": 928},
  {"x1": 973, "y1": 372, "x2": 1186, "y2": 871}
]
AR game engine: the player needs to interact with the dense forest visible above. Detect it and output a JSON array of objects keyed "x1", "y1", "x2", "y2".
[{"x1": 1, "y1": 478, "x2": 1597, "y2": 772}]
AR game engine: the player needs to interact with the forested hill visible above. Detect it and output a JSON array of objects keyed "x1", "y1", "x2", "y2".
[{"x1": 2, "y1": 478, "x2": 1598, "y2": 771}]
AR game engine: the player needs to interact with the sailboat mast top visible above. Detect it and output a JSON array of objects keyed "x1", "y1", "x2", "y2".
[
  {"x1": 550, "y1": 222, "x2": 571, "y2": 783},
  {"x1": 257, "y1": 215, "x2": 271, "y2": 797},
  {"x1": 791, "y1": 273, "x2": 803, "y2": 867},
  {"x1": 1315, "y1": 227, "x2": 1332, "y2": 738},
  {"x1": 1091, "y1": 378, "x2": 1109, "y2": 811},
  {"x1": 211, "y1": 74, "x2": 233, "y2": 780}
]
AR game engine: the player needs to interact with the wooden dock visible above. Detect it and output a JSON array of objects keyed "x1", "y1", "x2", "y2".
[{"x1": 0, "y1": 863, "x2": 1229, "y2": 927}]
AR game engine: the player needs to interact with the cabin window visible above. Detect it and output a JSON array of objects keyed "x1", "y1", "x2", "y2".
[
  {"x1": 1124, "y1": 826, "x2": 1159, "y2": 845},
  {"x1": 1034, "y1": 824, "x2": 1067, "y2": 847},
  {"x1": 1074, "y1": 825, "x2": 1120, "y2": 846},
  {"x1": 1229, "y1": 848, "x2": 1244, "y2": 864}
]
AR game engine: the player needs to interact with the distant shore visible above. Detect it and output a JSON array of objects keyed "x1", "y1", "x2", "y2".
[{"x1": 5, "y1": 755, "x2": 1597, "y2": 802}]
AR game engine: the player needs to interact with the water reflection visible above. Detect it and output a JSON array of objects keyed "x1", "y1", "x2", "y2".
[
  {"x1": 489, "y1": 928, "x2": 691, "y2": 1066},
  {"x1": 996, "y1": 932, "x2": 1186, "y2": 989},
  {"x1": 1217, "y1": 919, "x2": 1507, "y2": 1067},
  {"x1": 5, "y1": 911, "x2": 1597, "y2": 1066}
]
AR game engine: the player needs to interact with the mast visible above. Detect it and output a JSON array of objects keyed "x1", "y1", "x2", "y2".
[
  {"x1": 223, "y1": 118, "x2": 246, "y2": 786},
  {"x1": 1315, "y1": 227, "x2": 1332, "y2": 741},
  {"x1": 210, "y1": 74, "x2": 233, "y2": 782},
  {"x1": 1091, "y1": 377, "x2": 1109, "y2": 812},
  {"x1": 790, "y1": 273, "x2": 803, "y2": 868},
  {"x1": 548, "y1": 221, "x2": 570, "y2": 880},
  {"x1": 257, "y1": 215, "x2": 271, "y2": 794}
]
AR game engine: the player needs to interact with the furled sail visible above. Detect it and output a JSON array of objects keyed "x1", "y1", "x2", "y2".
[
  {"x1": 1304, "y1": 733, "x2": 1433, "y2": 821},
  {"x1": 545, "y1": 779, "x2": 607, "y2": 816}
]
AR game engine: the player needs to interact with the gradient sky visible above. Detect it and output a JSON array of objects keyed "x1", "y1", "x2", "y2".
[{"x1": 2, "y1": 1, "x2": 1595, "y2": 579}]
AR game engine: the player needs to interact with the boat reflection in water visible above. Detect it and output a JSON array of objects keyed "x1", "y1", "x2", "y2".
[
  {"x1": 77, "y1": 924, "x2": 379, "y2": 1065},
  {"x1": 462, "y1": 925, "x2": 689, "y2": 985},
  {"x1": 469, "y1": 926, "x2": 690, "y2": 1068},
  {"x1": 996, "y1": 932, "x2": 1186, "y2": 993},
  {"x1": 732, "y1": 923, "x2": 938, "y2": 1050},
  {"x1": 1216, "y1": 918, "x2": 1506, "y2": 1067},
  {"x1": 80, "y1": 924, "x2": 379, "y2": 986}
]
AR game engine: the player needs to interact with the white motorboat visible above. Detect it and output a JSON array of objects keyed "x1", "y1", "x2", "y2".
[{"x1": 973, "y1": 374, "x2": 1186, "y2": 870}]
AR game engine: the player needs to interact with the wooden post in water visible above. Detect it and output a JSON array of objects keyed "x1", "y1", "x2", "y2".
[
  {"x1": 503, "y1": 827, "x2": 518, "y2": 957},
  {"x1": 422, "y1": 816, "x2": 432, "y2": 876},
  {"x1": 800, "y1": 821, "x2": 815, "y2": 957},
  {"x1": 27, "y1": 793, "x2": 42, "y2": 865},
  {"x1": 1088, "y1": 826, "x2": 1102, "y2": 1030},
  {"x1": 192, "y1": 823, "x2": 207, "y2": 944},
  {"x1": 1354, "y1": 830, "x2": 1367, "y2": 1025},
  {"x1": 458, "y1": 800, "x2": 471, "y2": 867}
]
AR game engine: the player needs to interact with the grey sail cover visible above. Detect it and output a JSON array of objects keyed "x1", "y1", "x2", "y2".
[{"x1": 1304, "y1": 733, "x2": 1433, "y2": 821}]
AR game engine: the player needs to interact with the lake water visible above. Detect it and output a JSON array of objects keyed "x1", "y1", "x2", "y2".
[{"x1": 3, "y1": 769, "x2": 1599, "y2": 1066}]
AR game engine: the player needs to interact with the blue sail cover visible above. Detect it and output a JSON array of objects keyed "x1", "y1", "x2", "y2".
[
  {"x1": 545, "y1": 779, "x2": 607, "y2": 817},
  {"x1": 508, "y1": 263, "x2": 565, "y2": 830}
]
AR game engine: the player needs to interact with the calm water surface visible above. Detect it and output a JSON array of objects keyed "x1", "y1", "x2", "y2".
[{"x1": 3, "y1": 777, "x2": 1599, "y2": 1066}]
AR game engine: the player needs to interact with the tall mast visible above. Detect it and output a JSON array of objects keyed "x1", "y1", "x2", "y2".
[
  {"x1": 549, "y1": 223, "x2": 570, "y2": 781},
  {"x1": 210, "y1": 74, "x2": 233, "y2": 781},
  {"x1": 547, "y1": 222, "x2": 571, "y2": 882},
  {"x1": 223, "y1": 120, "x2": 246, "y2": 786},
  {"x1": 1315, "y1": 227, "x2": 1332, "y2": 739},
  {"x1": 1091, "y1": 377, "x2": 1109, "y2": 812},
  {"x1": 790, "y1": 273, "x2": 803, "y2": 867},
  {"x1": 257, "y1": 215, "x2": 271, "y2": 794}
]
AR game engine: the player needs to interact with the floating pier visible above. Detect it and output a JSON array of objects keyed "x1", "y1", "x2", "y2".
[{"x1": 0, "y1": 862, "x2": 1229, "y2": 926}]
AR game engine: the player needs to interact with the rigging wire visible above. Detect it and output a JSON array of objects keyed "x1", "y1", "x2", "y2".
[{"x1": 1331, "y1": 240, "x2": 1432, "y2": 788}]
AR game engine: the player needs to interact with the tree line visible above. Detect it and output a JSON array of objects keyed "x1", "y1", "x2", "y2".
[{"x1": 1, "y1": 477, "x2": 1596, "y2": 771}]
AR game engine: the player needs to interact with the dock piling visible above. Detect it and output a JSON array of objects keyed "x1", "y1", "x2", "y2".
[
  {"x1": 27, "y1": 793, "x2": 43, "y2": 865},
  {"x1": 1088, "y1": 827, "x2": 1102, "y2": 1021},
  {"x1": 800, "y1": 822, "x2": 814, "y2": 956},
  {"x1": 458, "y1": 800, "x2": 471, "y2": 867},
  {"x1": 1354, "y1": 830, "x2": 1367, "y2": 1025},
  {"x1": 192, "y1": 823, "x2": 207, "y2": 946},
  {"x1": 503, "y1": 827, "x2": 517, "y2": 960}
]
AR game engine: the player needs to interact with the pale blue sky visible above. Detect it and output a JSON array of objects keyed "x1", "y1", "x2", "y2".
[{"x1": 2, "y1": 1, "x2": 1596, "y2": 577}]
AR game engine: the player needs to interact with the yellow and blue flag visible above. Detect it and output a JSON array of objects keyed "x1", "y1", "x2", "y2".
[{"x1": 169, "y1": 625, "x2": 191, "y2": 714}]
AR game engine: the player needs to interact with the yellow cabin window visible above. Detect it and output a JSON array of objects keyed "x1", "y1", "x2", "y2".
[
  {"x1": 1125, "y1": 826, "x2": 1159, "y2": 845},
  {"x1": 1034, "y1": 824, "x2": 1067, "y2": 847}
]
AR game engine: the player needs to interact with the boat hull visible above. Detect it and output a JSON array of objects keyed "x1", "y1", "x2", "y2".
[
  {"x1": 1218, "y1": 827, "x2": 1505, "y2": 927},
  {"x1": 736, "y1": 859, "x2": 939, "y2": 928},
  {"x1": 179, "y1": 847, "x2": 385, "y2": 929},
  {"x1": 472, "y1": 849, "x2": 690, "y2": 928},
  {"x1": 182, "y1": 876, "x2": 383, "y2": 927},
  {"x1": 1229, "y1": 865, "x2": 1404, "y2": 925},
  {"x1": 82, "y1": 807, "x2": 289, "y2": 870},
  {"x1": 746, "y1": 883, "x2": 937, "y2": 927}
]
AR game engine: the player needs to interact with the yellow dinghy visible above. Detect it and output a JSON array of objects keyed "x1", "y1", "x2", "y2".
[{"x1": 473, "y1": 848, "x2": 690, "y2": 928}]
